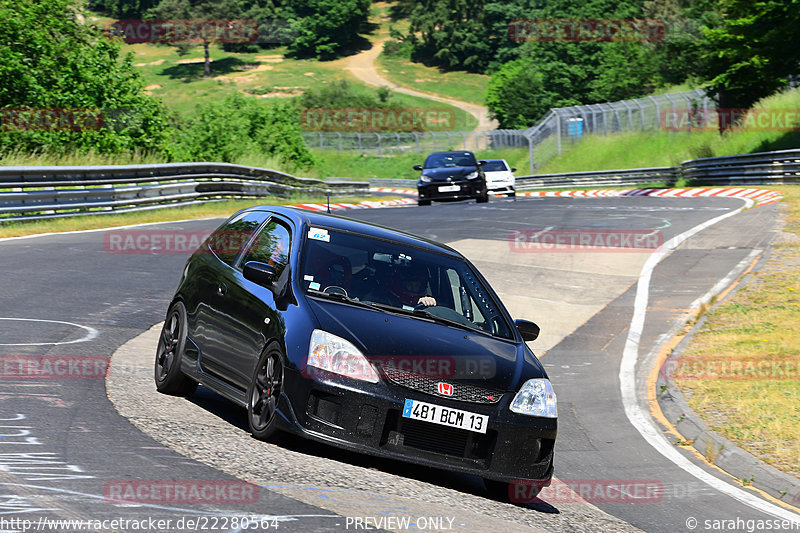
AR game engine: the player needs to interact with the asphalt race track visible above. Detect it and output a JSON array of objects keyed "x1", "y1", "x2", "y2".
[{"x1": 1, "y1": 196, "x2": 798, "y2": 532}]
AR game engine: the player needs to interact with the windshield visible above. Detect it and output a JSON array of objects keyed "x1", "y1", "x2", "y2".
[
  {"x1": 482, "y1": 160, "x2": 508, "y2": 172},
  {"x1": 300, "y1": 228, "x2": 514, "y2": 339},
  {"x1": 423, "y1": 152, "x2": 477, "y2": 169}
]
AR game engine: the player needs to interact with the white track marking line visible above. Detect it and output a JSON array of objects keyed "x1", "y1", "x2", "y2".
[
  {"x1": 0, "y1": 483, "x2": 339, "y2": 520},
  {"x1": 0, "y1": 318, "x2": 98, "y2": 346},
  {"x1": 619, "y1": 198, "x2": 800, "y2": 521}
]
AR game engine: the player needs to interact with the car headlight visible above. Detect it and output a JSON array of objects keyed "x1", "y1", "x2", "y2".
[
  {"x1": 419, "y1": 175, "x2": 432, "y2": 183},
  {"x1": 465, "y1": 171, "x2": 479, "y2": 180},
  {"x1": 510, "y1": 379, "x2": 557, "y2": 417},
  {"x1": 307, "y1": 329, "x2": 379, "y2": 383}
]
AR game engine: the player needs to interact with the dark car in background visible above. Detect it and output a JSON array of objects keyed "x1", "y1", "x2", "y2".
[
  {"x1": 414, "y1": 150, "x2": 489, "y2": 206},
  {"x1": 154, "y1": 206, "x2": 557, "y2": 497}
]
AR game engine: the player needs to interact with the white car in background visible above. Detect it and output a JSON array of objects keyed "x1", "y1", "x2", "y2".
[{"x1": 482, "y1": 159, "x2": 516, "y2": 197}]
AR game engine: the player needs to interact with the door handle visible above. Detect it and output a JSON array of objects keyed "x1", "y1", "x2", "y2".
[{"x1": 217, "y1": 283, "x2": 227, "y2": 296}]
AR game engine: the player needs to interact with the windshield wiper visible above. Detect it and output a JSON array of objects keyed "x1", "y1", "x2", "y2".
[
  {"x1": 307, "y1": 290, "x2": 385, "y2": 312},
  {"x1": 410, "y1": 308, "x2": 483, "y2": 334}
]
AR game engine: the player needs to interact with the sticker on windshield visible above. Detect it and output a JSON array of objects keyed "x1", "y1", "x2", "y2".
[
  {"x1": 303, "y1": 275, "x2": 314, "y2": 281},
  {"x1": 308, "y1": 228, "x2": 330, "y2": 242},
  {"x1": 309, "y1": 282, "x2": 321, "y2": 290}
]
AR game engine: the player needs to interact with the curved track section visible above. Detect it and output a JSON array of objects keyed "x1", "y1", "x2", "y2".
[{"x1": 1, "y1": 196, "x2": 797, "y2": 532}]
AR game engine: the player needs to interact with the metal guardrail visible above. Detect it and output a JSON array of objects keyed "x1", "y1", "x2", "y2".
[
  {"x1": 1, "y1": 148, "x2": 795, "y2": 221},
  {"x1": 515, "y1": 167, "x2": 680, "y2": 190},
  {"x1": 682, "y1": 149, "x2": 800, "y2": 185},
  {"x1": 0, "y1": 163, "x2": 368, "y2": 222},
  {"x1": 373, "y1": 149, "x2": 800, "y2": 191}
]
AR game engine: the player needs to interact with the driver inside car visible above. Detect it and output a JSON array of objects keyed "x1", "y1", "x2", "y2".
[{"x1": 364, "y1": 263, "x2": 437, "y2": 308}]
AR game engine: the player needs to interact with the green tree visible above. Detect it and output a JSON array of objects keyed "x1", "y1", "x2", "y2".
[
  {"x1": 486, "y1": 58, "x2": 582, "y2": 128},
  {"x1": 146, "y1": 0, "x2": 244, "y2": 77},
  {"x1": 0, "y1": 0, "x2": 171, "y2": 154},
  {"x1": 700, "y1": 0, "x2": 800, "y2": 121},
  {"x1": 286, "y1": 0, "x2": 372, "y2": 59}
]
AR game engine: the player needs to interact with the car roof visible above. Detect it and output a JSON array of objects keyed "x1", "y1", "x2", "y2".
[
  {"x1": 244, "y1": 205, "x2": 463, "y2": 258},
  {"x1": 425, "y1": 150, "x2": 475, "y2": 156}
]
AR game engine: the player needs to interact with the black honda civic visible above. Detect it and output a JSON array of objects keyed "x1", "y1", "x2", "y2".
[{"x1": 154, "y1": 205, "x2": 557, "y2": 498}]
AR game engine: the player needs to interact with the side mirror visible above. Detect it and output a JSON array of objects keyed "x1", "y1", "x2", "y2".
[
  {"x1": 478, "y1": 160, "x2": 487, "y2": 166},
  {"x1": 243, "y1": 261, "x2": 277, "y2": 289},
  {"x1": 511, "y1": 168, "x2": 517, "y2": 172},
  {"x1": 514, "y1": 319, "x2": 540, "y2": 342},
  {"x1": 413, "y1": 164, "x2": 423, "y2": 171}
]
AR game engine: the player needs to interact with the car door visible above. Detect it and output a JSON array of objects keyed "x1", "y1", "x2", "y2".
[
  {"x1": 203, "y1": 215, "x2": 292, "y2": 388},
  {"x1": 189, "y1": 210, "x2": 269, "y2": 381}
]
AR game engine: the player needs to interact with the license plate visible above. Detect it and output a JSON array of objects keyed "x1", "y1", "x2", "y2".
[
  {"x1": 402, "y1": 399, "x2": 488, "y2": 434},
  {"x1": 438, "y1": 185, "x2": 460, "y2": 192}
]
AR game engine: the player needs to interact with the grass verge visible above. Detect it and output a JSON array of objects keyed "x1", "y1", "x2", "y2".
[
  {"x1": 376, "y1": 53, "x2": 490, "y2": 107},
  {"x1": 675, "y1": 185, "x2": 800, "y2": 478},
  {"x1": 538, "y1": 88, "x2": 800, "y2": 174},
  {"x1": 0, "y1": 195, "x2": 389, "y2": 239}
]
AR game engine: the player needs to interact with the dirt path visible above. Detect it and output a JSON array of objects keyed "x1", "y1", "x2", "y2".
[{"x1": 337, "y1": 38, "x2": 498, "y2": 132}]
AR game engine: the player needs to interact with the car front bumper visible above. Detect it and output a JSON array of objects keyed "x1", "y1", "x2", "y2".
[
  {"x1": 417, "y1": 180, "x2": 486, "y2": 202},
  {"x1": 277, "y1": 367, "x2": 556, "y2": 483}
]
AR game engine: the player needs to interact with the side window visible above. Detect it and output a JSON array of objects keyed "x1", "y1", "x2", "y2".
[
  {"x1": 240, "y1": 220, "x2": 291, "y2": 278},
  {"x1": 208, "y1": 211, "x2": 268, "y2": 266}
]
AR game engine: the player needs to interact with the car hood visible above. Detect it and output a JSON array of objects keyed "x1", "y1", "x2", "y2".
[
  {"x1": 420, "y1": 166, "x2": 477, "y2": 181},
  {"x1": 484, "y1": 170, "x2": 514, "y2": 181},
  {"x1": 305, "y1": 297, "x2": 547, "y2": 392}
]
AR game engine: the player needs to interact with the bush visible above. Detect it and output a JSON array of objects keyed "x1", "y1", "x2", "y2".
[
  {"x1": 298, "y1": 80, "x2": 393, "y2": 109},
  {"x1": 174, "y1": 93, "x2": 315, "y2": 169},
  {"x1": 383, "y1": 39, "x2": 413, "y2": 58}
]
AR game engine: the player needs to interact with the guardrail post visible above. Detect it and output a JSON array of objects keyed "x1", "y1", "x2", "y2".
[
  {"x1": 337, "y1": 132, "x2": 342, "y2": 151},
  {"x1": 527, "y1": 135, "x2": 534, "y2": 174},
  {"x1": 554, "y1": 109, "x2": 562, "y2": 155},
  {"x1": 376, "y1": 133, "x2": 382, "y2": 156},
  {"x1": 648, "y1": 96, "x2": 660, "y2": 129},
  {"x1": 636, "y1": 100, "x2": 645, "y2": 131},
  {"x1": 621, "y1": 100, "x2": 633, "y2": 131}
]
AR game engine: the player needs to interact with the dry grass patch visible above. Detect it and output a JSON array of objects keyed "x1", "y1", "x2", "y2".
[{"x1": 677, "y1": 185, "x2": 800, "y2": 477}]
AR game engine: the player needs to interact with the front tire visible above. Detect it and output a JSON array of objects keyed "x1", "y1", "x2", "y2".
[
  {"x1": 476, "y1": 191, "x2": 489, "y2": 203},
  {"x1": 154, "y1": 302, "x2": 198, "y2": 396},
  {"x1": 418, "y1": 199, "x2": 431, "y2": 206},
  {"x1": 247, "y1": 342, "x2": 284, "y2": 440}
]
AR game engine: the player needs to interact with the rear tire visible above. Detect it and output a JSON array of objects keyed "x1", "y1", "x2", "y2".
[
  {"x1": 154, "y1": 302, "x2": 198, "y2": 396},
  {"x1": 418, "y1": 199, "x2": 431, "y2": 206},
  {"x1": 247, "y1": 342, "x2": 284, "y2": 441}
]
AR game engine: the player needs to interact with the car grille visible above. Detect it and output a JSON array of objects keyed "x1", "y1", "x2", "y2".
[
  {"x1": 400, "y1": 418, "x2": 469, "y2": 456},
  {"x1": 381, "y1": 367, "x2": 503, "y2": 404}
]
